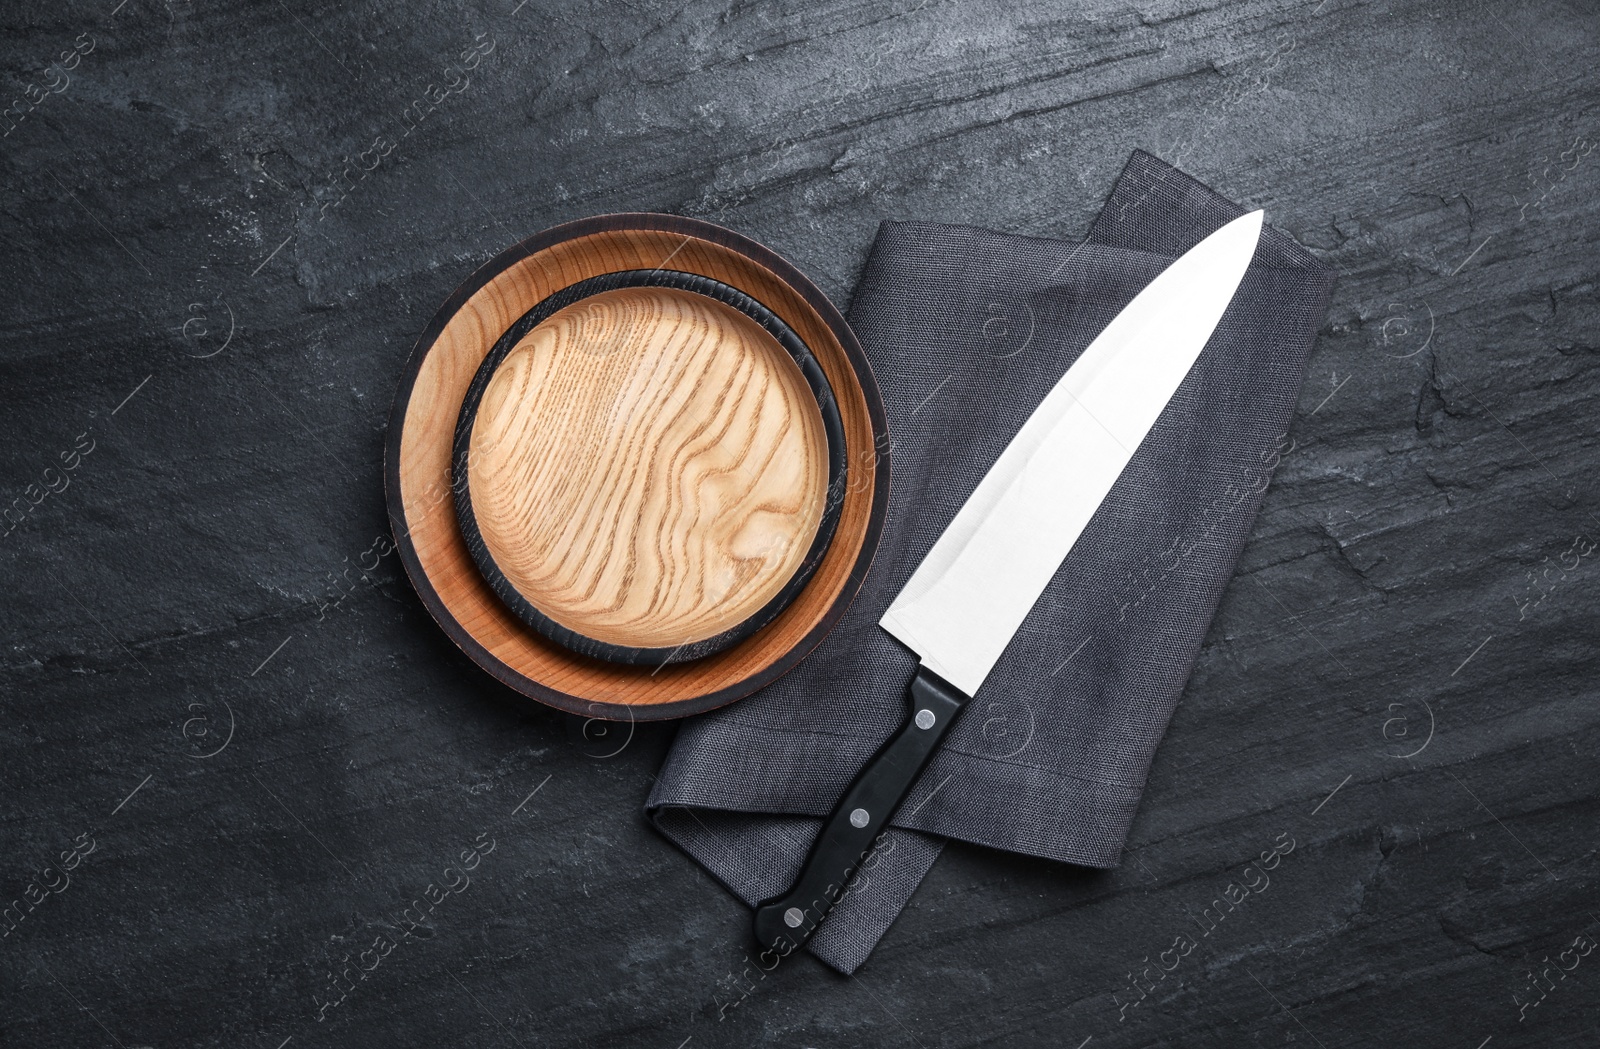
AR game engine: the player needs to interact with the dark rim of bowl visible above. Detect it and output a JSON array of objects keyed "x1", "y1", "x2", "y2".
[{"x1": 450, "y1": 267, "x2": 848, "y2": 667}]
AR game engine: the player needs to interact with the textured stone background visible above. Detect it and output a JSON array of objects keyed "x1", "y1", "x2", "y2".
[{"x1": 2, "y1": 0, "x2": 1597, "y2": 1046}]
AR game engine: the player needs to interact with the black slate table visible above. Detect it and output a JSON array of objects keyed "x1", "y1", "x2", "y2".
[{"x1": 2, "y1": 1, "x2": 1597, "y2": 1046}]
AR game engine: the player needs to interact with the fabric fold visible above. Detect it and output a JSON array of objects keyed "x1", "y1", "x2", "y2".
[{"x1": 647, "y1": 151, "x2": 1334, "y2": 974}]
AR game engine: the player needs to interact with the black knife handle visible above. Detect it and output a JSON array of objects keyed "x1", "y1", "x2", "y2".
[{"x1": 753, "y1": 666, "x2": 970, "y2": 954}]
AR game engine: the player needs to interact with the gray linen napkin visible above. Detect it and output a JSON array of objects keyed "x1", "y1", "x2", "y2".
[{"x1": 646, "y1": 151, "x2": 1334, "y2": 974}]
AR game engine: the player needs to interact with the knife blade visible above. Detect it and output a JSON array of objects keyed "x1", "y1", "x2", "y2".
[
  {"x1": 882, "y1": 208, "x2": 1264, "y2": 695},
  {"x1": 752, "y1": 209, "x2": 1264, "y2": 956}
]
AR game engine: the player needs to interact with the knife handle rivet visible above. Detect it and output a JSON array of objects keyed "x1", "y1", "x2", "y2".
[
  {"x1": 915, "y1": 708, "x2": 936, "y2": 730},
  {"x1": 849, "y1": 807, "x2": 870, "y2": 828},
  {"x1": 783, "y1": 907, "x2": 805, "y2": 928}
]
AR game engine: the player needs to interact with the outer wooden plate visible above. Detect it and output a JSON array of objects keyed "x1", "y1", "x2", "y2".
[
  {"x1": 386, "y1": 214, "x2": 889, "y2": 721},
  {"x1": 451, "y1": 268, "x2": 848, "y2": 666}
]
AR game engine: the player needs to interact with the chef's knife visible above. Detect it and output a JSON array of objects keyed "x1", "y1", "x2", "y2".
[{"x1": 752, "y1": 210, "x2": 1265, "y2": 954}]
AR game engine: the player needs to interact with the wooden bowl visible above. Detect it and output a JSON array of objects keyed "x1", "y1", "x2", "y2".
[
  {"x1": 386, "y1": 214, "x2": 889, "y2": 721},
  {"x1": 451, "y1": 268, "x2": 848, "y2": 666}
]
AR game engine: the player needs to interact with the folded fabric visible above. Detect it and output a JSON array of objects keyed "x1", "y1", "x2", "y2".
[{"x1": 646, "y1": 150, "x2": 1335, "y2": 974}]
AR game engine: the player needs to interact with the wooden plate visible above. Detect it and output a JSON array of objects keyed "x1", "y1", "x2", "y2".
[
  {"x1": 386, "y1": 214, "x2": 889, "y2": 721},
  {"x1": 451, "y1": 268, "x2": 848, "y2": 666}
]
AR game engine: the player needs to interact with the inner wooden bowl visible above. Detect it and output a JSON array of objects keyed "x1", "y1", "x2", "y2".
[
  {"x1": 452, "y1": 269, "x2": 847, "y2": 666},
  {"x1": 386, "y1": 214, "x2": 889, "y2": 721}
]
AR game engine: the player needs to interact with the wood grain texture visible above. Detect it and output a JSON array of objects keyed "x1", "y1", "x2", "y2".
[
  {"x1": 465, "y1": 285, "x2": 829, "y2": 651},
  {"x1": 390, "y1": 215, "x2": 888, "y2": 716}
]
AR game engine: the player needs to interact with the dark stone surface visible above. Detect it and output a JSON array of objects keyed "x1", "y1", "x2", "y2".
[{"x1": 1, "y1": 0, "x2": 1596, "y2": 1046}]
